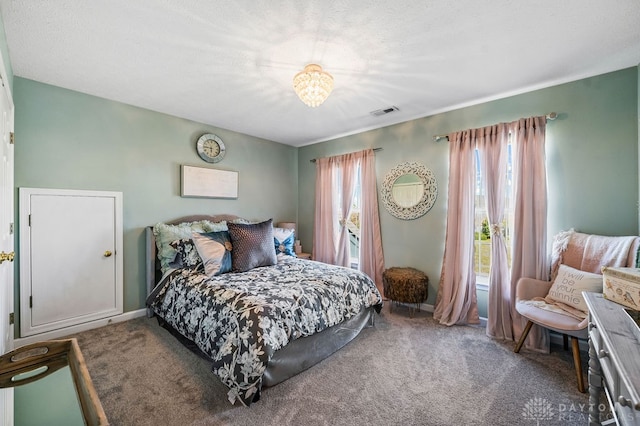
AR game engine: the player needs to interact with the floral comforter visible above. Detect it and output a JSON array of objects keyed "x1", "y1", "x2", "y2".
[{"x1": 146, "y1": 256, "x2": 383, "y2": 406}]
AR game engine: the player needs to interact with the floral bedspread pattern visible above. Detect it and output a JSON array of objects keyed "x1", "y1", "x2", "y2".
[{"x1": 147, "y1": 256, "x2": 383, "y2": 405}]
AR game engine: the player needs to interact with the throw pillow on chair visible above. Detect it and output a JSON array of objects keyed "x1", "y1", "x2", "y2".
[{"x1": 513, "y1": 229, "x2": 640, "y2": 394}]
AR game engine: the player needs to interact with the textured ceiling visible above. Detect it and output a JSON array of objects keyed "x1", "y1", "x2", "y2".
[{"x1": 1, "y1": 0, "x2": 639, "y2": 147}]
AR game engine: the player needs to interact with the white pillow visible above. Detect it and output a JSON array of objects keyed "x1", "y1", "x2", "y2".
[
  {"x1": 272, "y1": 227, "x2": 294, "y2": 243},
  {"x1": 546, "y1": 264, "x2": 602, "y2": 312}
]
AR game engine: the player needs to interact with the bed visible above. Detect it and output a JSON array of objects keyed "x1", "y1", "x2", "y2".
[{"x1": 145, "y1": 215, "x2": 383, "y2": 406}]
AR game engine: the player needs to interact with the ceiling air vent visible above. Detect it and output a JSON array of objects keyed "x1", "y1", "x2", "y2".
[{"x1": 369, "y1": 106, "x2": 399, "y2": 117}]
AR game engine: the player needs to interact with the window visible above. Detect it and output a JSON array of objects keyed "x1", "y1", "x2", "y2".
[
  {"x1": 473, "y1": 143, "x2": 514, "y2": 284},
  {"x1": 334, "y1": 164, "x2": 361, "y2": 269},
  {"x1": 347, "y1": 170, "x2": 361, "y2": 268}
]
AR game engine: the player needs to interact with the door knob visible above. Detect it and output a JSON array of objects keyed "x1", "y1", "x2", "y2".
[
  {"x1": 103, "y1": 250, "x2": 113, "y2": 257},
  {"x1": 0, "y1": 251, "x2": 14, "y2": 263}
]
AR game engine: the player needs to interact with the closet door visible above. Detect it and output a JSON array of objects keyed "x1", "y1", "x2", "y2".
[{"x1": 19, "y1": 188, "x2": 123, "y2": 337}]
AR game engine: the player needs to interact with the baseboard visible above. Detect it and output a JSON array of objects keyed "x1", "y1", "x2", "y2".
[
  {"x1": 13, "y1": 309, "x2": 147, "y2": 347},
  {"x1": 389, "y1": 301, "x2": 489, "y2": 327},
  {"x1": 389, "y1": 300, "x2": 435, "y2": 314},
  {"x1": 392, "y1": 300, "x2": 584, "y2": 350},
  {"x1": 476, "y1": 316, "x2": 488, "y2": 328},
  {"x1": 418, "y1": 302, "x2": 434, "y2": 313}
]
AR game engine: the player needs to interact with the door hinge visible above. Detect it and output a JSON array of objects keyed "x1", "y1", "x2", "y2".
[
  {"x1": 9, "y1": 313, "x2": 14, "y2": 325},
  {"x1": 9, "y1": 222, "x2": 13, "y2": 235},
  {"x1": 28, "y1": 214, "x2": 31, "y2": 226},
  {"x1": 9, "y1": 132, "x2": 13, "y2": 144},
  {"x1": 29, "y1": 296, "x2": 32, "y2": 308}
]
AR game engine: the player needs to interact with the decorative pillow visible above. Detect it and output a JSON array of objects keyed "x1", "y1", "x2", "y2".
[
  {"x1": 227, "y1": 219, "x2": 277, "y2": 272},
  {"x1": 273, "y1": 227, "x2": 296, "y2": 256},
  {"x1": 153, "y1": 220, "x2": 228, "y2": 273},
  {"x1": 168, "y1": 238, "x2": 204, "y2": 271},
  {"x1": 546, "y1": 264, "x2": 602, "y2": 313},
  {"x1": 191, "y1": 231, "x2": 233, "y2": 277}
]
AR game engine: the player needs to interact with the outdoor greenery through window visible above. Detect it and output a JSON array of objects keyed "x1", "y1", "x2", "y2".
[{"x1": 474, "y1": 143, "x2": 514, "y2": 283}]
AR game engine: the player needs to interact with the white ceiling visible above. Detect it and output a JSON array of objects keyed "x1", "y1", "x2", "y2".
[{"x1": 1, "y1": 1, "x2": 639, "y2": 147}]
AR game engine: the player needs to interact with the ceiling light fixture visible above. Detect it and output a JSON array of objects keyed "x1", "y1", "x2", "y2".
[{"x1": 293, "y1": 64, "x2": 333, "y2": 107}]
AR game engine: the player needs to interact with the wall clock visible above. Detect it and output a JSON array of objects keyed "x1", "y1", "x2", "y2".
[{"x1": 196, "y1": 133, "x2": 226, "y2": 163}]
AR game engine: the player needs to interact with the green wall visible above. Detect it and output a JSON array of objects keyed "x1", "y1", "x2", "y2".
[
  {"x1": 9, "y1": 63, "x2": 639, "y2": 325},
  {"x1": 298, "y1": 67, "x2": 639, "y2": 313},
  {"x1": 13, "y1": 78, "x2": 298, "y2": 326}
]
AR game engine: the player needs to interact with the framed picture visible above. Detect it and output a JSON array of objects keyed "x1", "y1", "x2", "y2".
[{"x1": 180, "y1": 165, "x2": 238, "y2": 199}]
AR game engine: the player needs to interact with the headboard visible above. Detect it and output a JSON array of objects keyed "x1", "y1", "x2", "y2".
[{"x1": 145, "y1": 214, "x2": 241, "y2": 316}]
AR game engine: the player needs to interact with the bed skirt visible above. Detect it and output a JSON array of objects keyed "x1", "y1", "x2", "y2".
[
  {"x1": 262, "y1": 306, "x2": 375, "y2": 387},
  {"x1": 156, "y1": 306, "x2": 376, "y2": 391}
]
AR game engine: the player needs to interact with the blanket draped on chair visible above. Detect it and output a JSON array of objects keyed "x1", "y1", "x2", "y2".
[
  {"x1": 526, "y1": 229, "x2": 640, "y2": 320},
  {"x1": 563, "y1": 232, "x2": 638, "y2": 274}
]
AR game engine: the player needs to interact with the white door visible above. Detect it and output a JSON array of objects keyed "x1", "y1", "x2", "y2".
[
  {"x1": 0, "y1": 74, "x2": 15, "y2": 424},
  {"x1": 20, "y1": 189, "x2": 123, "y2": 336}
]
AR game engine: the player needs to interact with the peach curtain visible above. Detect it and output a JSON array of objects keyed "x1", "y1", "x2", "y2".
[
  {"x1": 436, "y1": 116, "x2": 548, "y2": 336},
  {"x1": 434, "y1": 131, "x2": 480, "y2": 326},
  {"x1": 312, "y1": 149, "x2": 385, "y2": 290},
  {"x1": 509, "y1": 116, "x2": 549, "y2": 350},
  {"x1": 359, "y1": 149, "x2": 385, "y2": 294},
  {"x1": 478, "y1": 124, "x2": 512, "y2": 339},
  {"x1": 312, "y1": 157, "x2": 337, "y2": 264}
]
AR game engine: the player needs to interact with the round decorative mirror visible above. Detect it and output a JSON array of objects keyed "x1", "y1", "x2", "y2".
[{"x1": 381, "y1": 161, "x2": 437, "y2": 220}]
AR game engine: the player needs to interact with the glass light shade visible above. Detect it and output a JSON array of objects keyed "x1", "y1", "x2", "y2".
[{"x1": 293, "y1": 64, "x2": 334, "y2": 107}]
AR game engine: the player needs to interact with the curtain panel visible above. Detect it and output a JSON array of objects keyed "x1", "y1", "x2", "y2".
[
  {"x1": 434, "y1": 131, "x2": 480, "y2": 326},
  {"x1": 435, "y1": 115, "x2": 547, "y2": 337},
  {"x1": 359, "y1": 149, "x2": 385, "y2": 294},
  {"x1": 312, "y1": 157, "x2": 337, "y2": 264},
  {"x1": 478, "y1": 124, "x2": 512, "y2": 339},
  {"x1": 312, "y1": 149, "x2": 385, "y2": 290},
  {"x1": 509, "y1": 116, "x2": 549, "y2": 351}
]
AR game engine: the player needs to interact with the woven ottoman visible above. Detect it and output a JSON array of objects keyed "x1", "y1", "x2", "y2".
[{"x1": 383, "y1": 267, "x2": 429, "y2": 317}]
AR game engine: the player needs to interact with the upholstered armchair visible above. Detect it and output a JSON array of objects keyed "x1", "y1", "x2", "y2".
[{"x1": 513, "y1": 230, "x2": 640, "y2": 393}]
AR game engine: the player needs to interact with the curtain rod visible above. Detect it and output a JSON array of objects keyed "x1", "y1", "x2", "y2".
[
  {"x1": 432, "y1": 112, "x2": 558, "y2": 142},
  {"x1": 310, "y1": 147, "x2": 383, "y2": 163}
]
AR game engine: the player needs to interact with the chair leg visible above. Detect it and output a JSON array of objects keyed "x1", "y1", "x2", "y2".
[
  {"x1": 571, "y1": 337, "x2": 585, "y2": 393},
  {"x1": 514, "y1": 321, "x2": 534, "y2": 353},
  {"x1": 563, "y1": 334, "x2": 568, "y2": 350}
]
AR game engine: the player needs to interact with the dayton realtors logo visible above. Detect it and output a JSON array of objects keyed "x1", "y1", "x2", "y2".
[
  {"x1": 522, "y1": 397, "x2": 555, "y2": 424},
  {"x1": 522, "y1": 397, "x2": 612, "y2": 424}
]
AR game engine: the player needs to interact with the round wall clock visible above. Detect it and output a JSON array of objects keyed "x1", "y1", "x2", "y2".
[{"x1": 196, "y1": 133, "x2": 226, "y2": 163}]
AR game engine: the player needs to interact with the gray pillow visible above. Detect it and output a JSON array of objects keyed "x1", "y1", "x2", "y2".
[{"x1": 227, "y1": 219, "x2": 277, "y2": 272}]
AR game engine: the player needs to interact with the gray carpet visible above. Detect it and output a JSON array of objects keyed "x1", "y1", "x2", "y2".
[{"x1": 68, "y1": 308, "x2": 604, "y2": 426}]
